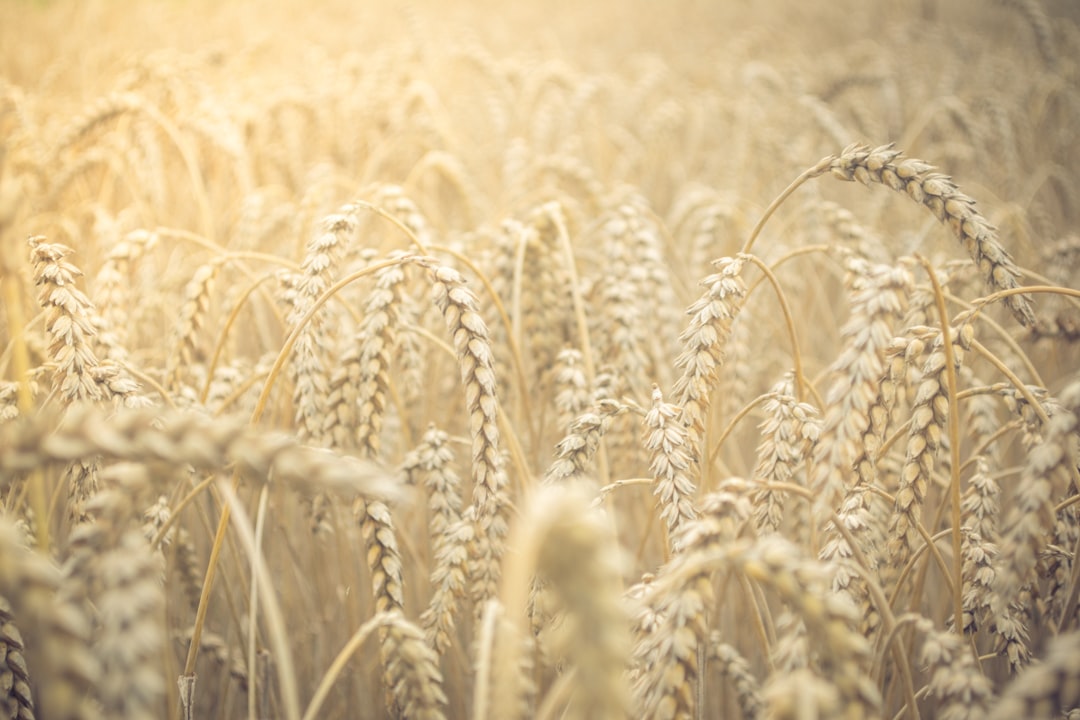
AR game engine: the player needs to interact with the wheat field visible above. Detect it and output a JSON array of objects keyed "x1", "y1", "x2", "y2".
[{"x1": 2, "y1": 0, "x2": 1080, "y2": 718}]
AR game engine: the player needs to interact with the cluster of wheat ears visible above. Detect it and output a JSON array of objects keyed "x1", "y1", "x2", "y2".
[{"x1": 1, "y1": 0, "x2": 1079, "y2": 718}]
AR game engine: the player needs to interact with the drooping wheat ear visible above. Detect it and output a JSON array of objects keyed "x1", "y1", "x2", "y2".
[
  {"x1": 500, "y1": 483, "x2": 631, "y2": 720},
  {"x1": 964, "y1": 376, "x2": 1005, "y2": 453},
  {"x1": 708, "y1": 635, "x2": 763, "y2": 720},
  {"x1": 0, "y1": 595, "x2": 34, "y2": 720},
  {"x1": 992, "y1": 382, "x2": 1080, "y2": 624},
  {"x1": 0, "y1": 405, "x2": 400, "y2": 502},
  {"x1": 669, "y1": 185, "x2": 735, "y2": 262},
  {"x1": 751, "y1": 373, "x2": 821, "y2": 535},
  {"x1": 848, "y1": 331, "x2": 929, "y2": 492},
  {"x1": 517, "y1": 208, "x2": 576, "y2": 387},
  {"x1": 0, "y1": 520, "x2": 100, "y2": 720},
  {"x1": 167, "y1": 259, "x2": 224, "y2": 392},
  {"x1": 544, "y1": 398, "x2": 626, "y2": 484},
  {"x1": 914, "y1": 616, "x2": 995, "y2": 720},
  {"x1": 643, "y1": 385, "x2": 699, "y2": 553},
  {"x1": 420, "y1": 258, "x2": 508, "y2": 606},
  {"x1": 282, "y1": 205, "x2": 358, "y2": 446},
  {"x1": 811, "y1": 256, "x2": 911, "y2": 510},
  {"x1": 633, "y1": 484, "x2": 750, "y2": 720},
  {"x1": 761, "y1": 667, "x2": 845, "y2": 720},
  {"x1": 826, "y1": 144, "x2": 1036, "y2": 327},
  {"x1": 52, "y1": 92, "x2": 141, "y2": 156},
  {"x1": 988, "y1": 631, "x2": 1080, "y2": 720},
  {"x1": 172, "y1": 527, "x2": 203, "y2": 614},
  {"x1": 90, "y1": 228, "x2": 155, "y2": 363},
  {"x1": 885, "y1": 325, "x2": 972, "y2": 568},
  {"x1": 607, "y1": 191, "x2": 682, "y2": 388},
  {"x1": 671, "y1": 255, "x2": 748, "y2": 459}
]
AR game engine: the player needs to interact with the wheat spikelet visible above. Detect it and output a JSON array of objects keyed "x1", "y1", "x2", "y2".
[
  {"x1": 551, "y1": 347, "x2": 590, "y2": 434},
  {"x1": 545, "y1": 398, "x2": 625, "y2": 484}
]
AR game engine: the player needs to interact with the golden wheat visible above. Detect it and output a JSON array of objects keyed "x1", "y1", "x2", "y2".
[{"x1": 2, "y1": 0, "x2": 1079, "y2": 718}]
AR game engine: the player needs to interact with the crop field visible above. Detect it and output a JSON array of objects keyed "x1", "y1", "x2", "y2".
[{"x1": 2, "y1": 0, "x2": 1080, "y2": 718}]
